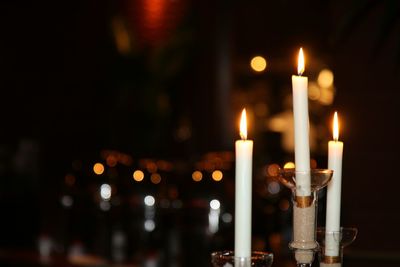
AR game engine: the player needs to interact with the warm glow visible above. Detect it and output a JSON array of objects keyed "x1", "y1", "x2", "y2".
[
  {"x1": 333, "y1": 111, "x2": 339, "y2": 141},
  {"x1": 319, "y1": 87, "x2": 335, "y2": 105},
  {"x1": 318, "y1": 69, "x2": 334, "y2": 88},
  {"x1": 283, "y1": 162, "x2": 295, "y2": 169},
  {"x1": 150, "y1": 173, "x2": 162, "y2": 184},
  {"x1": 250, "y1": 56, "x2": 267, "y2": 72},
  {"x1": 192, "y1": 171, "x2": 203, "y2": 182},
  {"x1": 212, "y1": 170, "x2": 223, "y2": 181},
  {"x1": 106, "y1": 155, "x2": 117, "y2": 167},
  {"x1": 133, "y1": 170, "x2": 145, "y2": 182},
  {"x1": 239, "y1": 108, "x2": 247, "y2": 140},
  {"x1": 93, "y1": 163, "x2": 105, "y2": 175},
  {"x1": 146, "y1": 161, "x2": 158, "y2": 173},
  {"x1": 297, "y1": 48, "x2": 305, "y2": 75},
  {"x1": 308, "y1": 82, "x2": 321, "y2": 100}
]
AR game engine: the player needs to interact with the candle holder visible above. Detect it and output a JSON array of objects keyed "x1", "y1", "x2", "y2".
[
  {"x1": 269, "y1": 167, "x2": 333, "y2": 267},
  {"x1": 317, "y1": 227, "x2": 358, "y2": 267},
  {"x1": 211, "y1": 251, "x2": 273, "y2": 267}
]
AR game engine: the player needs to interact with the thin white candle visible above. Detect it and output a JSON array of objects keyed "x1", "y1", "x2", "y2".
[
  {"x1": 325, "y1": 112, "x2": 344, "y2": 256},
  {"x1": 292, "y1": 48, "x2": 311, "y2": 196},
  {"x1": 235, "y1": 109, "x2": 253, "y2": 259}
]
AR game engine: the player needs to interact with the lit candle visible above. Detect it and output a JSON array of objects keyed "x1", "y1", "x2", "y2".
[
  {"x1": 325, "y1": 112, "x2": 344, "y2": 256},
  {"x1": 292, "y1": 48, "x2": 311, "y2": 196},
  {"x1": 235, "y1": 109, "x2": 253, "y2": 259}
]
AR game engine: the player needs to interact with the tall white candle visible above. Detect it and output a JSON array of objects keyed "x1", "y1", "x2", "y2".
[
  {"x1": 292, "y1": 48, "x2": 311, "y2": 196},
  {"x1": 325, "y1": 111, "x2": 344, "y2": 256},
  {"x1": 235, "y1": 109, "x2": 253, "y2": 259}
]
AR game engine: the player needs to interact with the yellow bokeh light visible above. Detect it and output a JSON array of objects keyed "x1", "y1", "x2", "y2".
[
  {"x1": 318, "y1": 69, "x2": 334, "y2": 88},
  {"x1": 150, "y1": 173, "x2": 162, "y2": 184},
  {"x1": 133, "y1": 170, "x2": 144, "y2": 182},
  {"x1": 212, "y1": 170, "x2": 223, "y2": 181},
  {"x1": 93, "y1": 163, "x2": 105, "y2": 175},
  {"x1": 319, "y1": 87, "x2": 334, "y2": 105},
  {"x1": 192, "y1": 171, "x2": 203, "y2": 182},
  {"x1": 283, "y1": 162, "x2": 295, "y2": 169},
  {"x1": 308, "y1": 82, "x2": 321, "y2": 101},
  {"x1": 250, "y1": 56, "x2": 267, "y2": 72}
]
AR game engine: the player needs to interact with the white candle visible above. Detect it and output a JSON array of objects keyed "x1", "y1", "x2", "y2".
[
  {"x1": 292, "y1": 48, "x2": 311, "y2": 196},
  {"x1": 235, "y1": 109, "x2": 253, "y2": 259},
  {"x1": 325, "y1": 111, "x2": 344, "y2": 256}
]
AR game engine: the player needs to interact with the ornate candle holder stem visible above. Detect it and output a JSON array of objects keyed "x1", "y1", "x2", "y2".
[
  {"x1": 269, "y1": 167, "x2": 333, "y2": 267},
  {"x1": 290, "y1": 190, "x2": 318, "y2": 266},
  {"x1": 211, "y1": 251, "x2": 273, "y2": 267},
  {"x1": 317, "y1": 227, "x2": 358, "y2": 267}
]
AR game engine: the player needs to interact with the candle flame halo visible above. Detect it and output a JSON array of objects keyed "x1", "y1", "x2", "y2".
[
  {"x1": 240, "y1": 108, "x2": 247, "y2": 140},
  {"x1": 333, "y1": 111, "x2": 339, "y2": 141},
  {"x1": 297, "y1": 47, "x2": 305, "y2": 76}
]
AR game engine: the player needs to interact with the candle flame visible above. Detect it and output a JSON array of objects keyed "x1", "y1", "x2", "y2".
[
  {"x1": 333, "y1": 111, "x2": 339, "y2": 141},
  {"x1": 240, "y1": 108, "x2": 247, "y2": 140},
  {"x1": 297, "y1": 48, "x2": 305, "y2": 75}
]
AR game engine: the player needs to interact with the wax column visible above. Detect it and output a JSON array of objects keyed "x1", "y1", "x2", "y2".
[
  {"x1": 325, "y1": 112, "x2": 344, "y2": 257},
  {"x1": 235, "y1": 109, "x2": 253, "y2": 259},
  {"x1": 292, "y1": 48, "x2": 311, "y2": 196}
]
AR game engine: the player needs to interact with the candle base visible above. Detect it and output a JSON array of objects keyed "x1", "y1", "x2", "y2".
[
  {"x1": 211, "y1": 251, "x2": 273, "y2": 267},
  {"x1": 316, "y1": 227, "x2": 358, "y2": 267}
]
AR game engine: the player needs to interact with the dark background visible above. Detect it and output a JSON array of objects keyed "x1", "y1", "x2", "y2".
[{"x1": 0, "y1": 0, "x2": 399, "y2": 266}]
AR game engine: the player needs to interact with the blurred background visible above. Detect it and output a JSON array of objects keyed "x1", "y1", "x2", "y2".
[{"x1": 0, "y1": 0, "x2": 399, "y2": 266}]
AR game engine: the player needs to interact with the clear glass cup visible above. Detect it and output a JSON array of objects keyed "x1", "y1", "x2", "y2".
[
  {"x1": 317, "y1": 227, "x2": 358, "y2": 266},
  {"x1": 211, "y1": 251, "x2": 273, "y2": 267}
]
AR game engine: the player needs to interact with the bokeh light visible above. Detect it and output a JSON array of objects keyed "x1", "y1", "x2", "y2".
[
  {"x1": 210, "y1": 199, "x2": 220, "y2": 210},
  {"x1": 250, "y1": 56, "x2": 267, "y2": 72},
  {"x1": 100, "y1": 184, "x2": 112, "y2": 200},
  {"x1": 279, "y1": 199, "x2": 290, "y2": 211},
  {"x1": 144, "y1": 219, "x2": 155, "y2": 232},
  {"x1": 318, "y1": 68, "x2": 334, "y2": 88},
  {"x1": 93, "y1": 163, "x2": 105, "y2": 175},
  {"x1": 144, "y1": 195, "x2": 155, "y2": 206},
  {"x1": 212, "y1": 170, "x2": 223, "y2": 181},
  {"x1": 221, "y1": 213, "x2": 232, "y2": 223},
  {"x1": 150, "y1": 173, "x2": 162, "y2": 184},
  {"x1": 267, "y1": 181, "x2": 281, "y2": 194},
  {"x1": 106, "y1": 155, "x2": 117, "y2": 167},
  {"x1": 133, "y1": 170, "x2": 145, "y2": 182},
  {"x1": 146, "y1": 161, "x2": 158, "y2": 173},
  {"x1": 192, "y1": 170, "x2": 203, "y2": 182},
  {"x1": 283, "y1": 162, "x2": 295, "y2": 169},
  {"x1": 308, "y1": 82, "x2": 321, "y2": 101}
]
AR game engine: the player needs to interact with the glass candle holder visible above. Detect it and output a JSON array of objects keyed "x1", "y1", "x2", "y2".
[
  {"x1": 317, "y1": 227, "x2": 358, "y2": 267},
  {"x1": 270, "y1": 168, "x2": 333, "y2": 267},
  {"x1": 211, "y1": 251, "x2": 273, "y2": 267}
]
